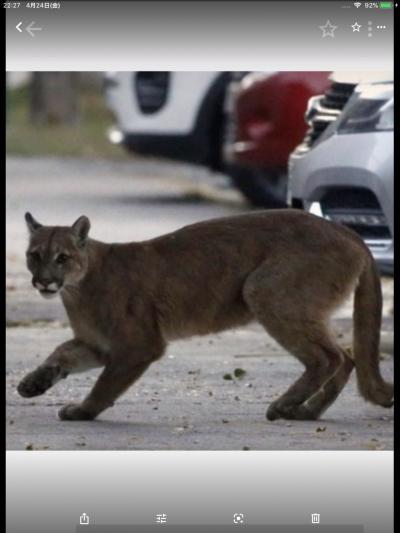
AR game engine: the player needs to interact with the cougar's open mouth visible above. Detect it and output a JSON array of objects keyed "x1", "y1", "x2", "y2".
[
  {"x1": 34, "y1": 280, "x2": 61, "y2": 298},
  {"x1": 39, "y1": 288, "x2": 59, "y2": 299}
]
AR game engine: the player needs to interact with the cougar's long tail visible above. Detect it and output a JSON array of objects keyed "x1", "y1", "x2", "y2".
[{"x1": 353, "y1": 253, "x2": 393, "y2": 407}]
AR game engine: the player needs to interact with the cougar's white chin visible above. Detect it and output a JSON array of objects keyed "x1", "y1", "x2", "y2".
[{"x1": 39, "y1": 289, "x2": 59, "y2": 299}]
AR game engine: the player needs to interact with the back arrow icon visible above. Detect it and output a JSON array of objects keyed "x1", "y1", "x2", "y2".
[
  {"x1": 16, "y1": 22, "x2": 23, "y2": 33},
  {"x1": 26, "y1": 21, "x2": 42, "y2": 37}
]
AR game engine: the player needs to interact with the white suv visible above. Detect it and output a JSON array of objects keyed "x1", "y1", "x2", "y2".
[
  {"x1": 289, "y1": 72, "x2": 394, "y2": 275},
  {"x1": 104, "y1": 71, "x2": 233, "y2": 171}
]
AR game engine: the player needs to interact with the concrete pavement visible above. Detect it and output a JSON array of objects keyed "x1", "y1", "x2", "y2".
[{"x1": 6, "y1": 156, "x2": 394, "y2": 450}]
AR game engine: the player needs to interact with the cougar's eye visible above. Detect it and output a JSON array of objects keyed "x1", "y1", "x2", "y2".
[
  {"x1": 27, "y1": 251, "x2": 40, "y2": 262},
  {"x1": 56, "y1": 253, "x2": 69, "y2": 265}
]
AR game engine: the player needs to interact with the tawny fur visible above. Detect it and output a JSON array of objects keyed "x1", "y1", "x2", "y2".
[{"x1": 17, "y1": 210, "x2": 393, "y2": 422}]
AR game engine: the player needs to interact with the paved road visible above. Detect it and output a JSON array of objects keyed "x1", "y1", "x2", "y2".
[{"x1": 6, "y1": 156, "x2": 394, "y2": 450}]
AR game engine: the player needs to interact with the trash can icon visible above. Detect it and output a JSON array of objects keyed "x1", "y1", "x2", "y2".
[{"x1": 311, "y1": 513, "x2": 320, "y2": 524}]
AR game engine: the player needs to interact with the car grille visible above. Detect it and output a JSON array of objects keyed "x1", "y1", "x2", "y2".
[
  {"x1": 134, "y1": 72, "x2": 170, "y2": 114},
  {"x1": 322, "y1": 81, "x2": 356, "y2": 110},
  {"x1": 320, "y1": 187, "x2": 391, "y2": 240},
  {"x1": 298, "y1": 81, "x2": 356, "y2": 151}
]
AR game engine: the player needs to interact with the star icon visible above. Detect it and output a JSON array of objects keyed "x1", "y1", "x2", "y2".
[
  {"x1": 319, "y1": 20, "x2": 338, "y2": 38},
  {"x1": 352, "y1": 22, "x2": 362, "y2": 32}
]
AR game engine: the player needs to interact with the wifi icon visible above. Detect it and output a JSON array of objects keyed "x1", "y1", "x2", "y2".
[{"x1": 354, "y1": 2, "x2": 362, "y2": 7}]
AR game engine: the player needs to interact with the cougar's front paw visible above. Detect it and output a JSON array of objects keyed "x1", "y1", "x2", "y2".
[
  {"x1": 58, "y1": 403, "x2": 96, "y2": 421},
  {"x1": 18, "y1": 365, "x2": 64, "y2": 398}
]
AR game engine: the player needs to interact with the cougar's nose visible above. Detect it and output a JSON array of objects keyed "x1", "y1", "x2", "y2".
[{"x1": 33, "y1": 277, "x2": 53, "y2": 290}]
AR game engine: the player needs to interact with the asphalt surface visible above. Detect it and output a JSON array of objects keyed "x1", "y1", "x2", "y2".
[{"x1": 6, "y1": 156, "x2": 394, "y2": 450}]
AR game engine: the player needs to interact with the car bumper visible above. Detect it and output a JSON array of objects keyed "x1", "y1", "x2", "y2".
[
  {"x1": 107, "y1": 127, "x2": 210, "y2": 166},
  {"x1": 288, "y1": 130, "x2": 393, "y2": 274}
]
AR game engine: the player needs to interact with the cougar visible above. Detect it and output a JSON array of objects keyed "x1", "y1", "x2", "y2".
[{"x1": 17, "y1": 210, "x2": 393, "y2": 422}]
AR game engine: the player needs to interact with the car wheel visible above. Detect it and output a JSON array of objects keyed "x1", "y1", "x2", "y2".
[{"x1": 226, "y1": 164, "x2": 288, "y2": 208}]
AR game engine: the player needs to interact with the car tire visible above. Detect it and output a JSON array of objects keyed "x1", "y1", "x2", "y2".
[{"x1": 226, "y1": 164, "x2": 288, "y2": 208}]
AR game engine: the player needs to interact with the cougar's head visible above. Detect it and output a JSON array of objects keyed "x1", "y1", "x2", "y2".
[{"x1": 25, "y1": 213, "x2": 91, "y2": 299}]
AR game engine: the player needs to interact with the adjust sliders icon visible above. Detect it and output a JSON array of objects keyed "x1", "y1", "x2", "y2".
[{"x1": 16, "y1": 21, "x2": 42, "y2": 37}]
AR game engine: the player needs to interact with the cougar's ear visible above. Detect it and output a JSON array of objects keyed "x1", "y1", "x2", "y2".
[
  {"x1": 25, "y1": 212, "x2": 43, "y2": 234},
  {"x1": 71, "y1": 216, "x2": 91, "y2": 246}
]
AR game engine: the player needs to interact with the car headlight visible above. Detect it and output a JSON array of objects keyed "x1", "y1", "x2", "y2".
[{"x1": 337, "y1": 97, "x2": 394, "y2": 134}]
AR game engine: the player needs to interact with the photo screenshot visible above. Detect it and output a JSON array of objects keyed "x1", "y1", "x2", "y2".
[{"x1": 5, "y1": 1, "x2": 394, "y2": 532}]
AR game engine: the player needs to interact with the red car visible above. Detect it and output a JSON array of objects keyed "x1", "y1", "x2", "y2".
[{"x1": 224, "y1": 71, "x2": 331, "y2": 206}]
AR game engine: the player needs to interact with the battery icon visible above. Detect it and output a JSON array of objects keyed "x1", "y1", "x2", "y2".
[{"x1": 380, "y1": 1, "x2": 393, "y2": 8}]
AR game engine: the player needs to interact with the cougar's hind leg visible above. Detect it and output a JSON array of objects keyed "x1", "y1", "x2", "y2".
[
  {"x1": 243, "y1": 261, "x2": 346, "y2": 421},
  {"x1": 264, "y1": 319, "x2": 344, "y2": 420},
  {"x1": 17, "y1": 339, "x2": 106, "y2": 398},
  {"x1": 294, "y1": 347, "x2": 355, "y2": 420}
]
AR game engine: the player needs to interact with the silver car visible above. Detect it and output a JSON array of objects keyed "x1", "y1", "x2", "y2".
[{"x1": 288, "y1": 72, "x2": 394, "y2": 275}]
